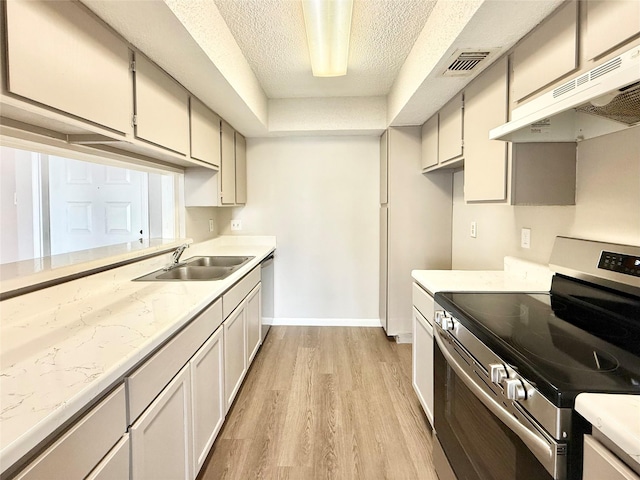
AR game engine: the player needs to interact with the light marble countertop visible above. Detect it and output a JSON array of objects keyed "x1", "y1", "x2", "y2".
[
  {"x1": 0, "y1": 235, "x2": 276, "y2": 473},
  {"x1": 411, "y1": 256, "x2": 553, "y2": 296},
  {"x1": 575, "y1": 393, "x2": 640, "y2": 469}
]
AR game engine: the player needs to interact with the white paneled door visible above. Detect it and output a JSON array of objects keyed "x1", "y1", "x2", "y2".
[{"x1": 48, "y1": 157, "x2": 148, "y2": 255}]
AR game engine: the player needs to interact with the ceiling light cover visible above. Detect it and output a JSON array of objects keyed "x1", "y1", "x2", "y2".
[{"x1": 302, "y1": 0, "x2": 354, "y2": 77}]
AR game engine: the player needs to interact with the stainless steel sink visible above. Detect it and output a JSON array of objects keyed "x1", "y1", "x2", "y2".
[
  {"x1": 133, "y1": 256, "x2": 254, "y2": 281},
  {"x1": 185, "y1": 256, "x2": 253, "y2": 267}
]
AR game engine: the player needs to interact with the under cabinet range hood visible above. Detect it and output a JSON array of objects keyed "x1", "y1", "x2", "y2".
[{"x1": 490, "y1": 44, "x2": 640, "y2": 142}]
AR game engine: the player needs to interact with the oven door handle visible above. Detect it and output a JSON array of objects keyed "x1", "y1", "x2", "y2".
[{"x1": 434, "y1": 329, "x2": 561, "y2": 478}]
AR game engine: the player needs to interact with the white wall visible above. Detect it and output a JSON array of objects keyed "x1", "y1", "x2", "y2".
[
  {"x1": 452, "y1": 126, "x2": 640, "y2": 269},
  {"x1": 218, "y1": 136, "x2": 380, "y2": 322},
  {"x1": 185, "y1": 207, "x2": 219, "y2": 242}
]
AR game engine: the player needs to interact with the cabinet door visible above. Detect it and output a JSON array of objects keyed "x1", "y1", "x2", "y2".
[
  {"x1": 421, "y1": 114, "x2": 438, "y2": 170},
  {"x1": 464, "y1": 56, "x2": 508, "y2": 202},
  {"x1": 584, "y1": 1, "x2": 640, "y2": 60},
  {"x1": 380, "y1": 130, "x2": 389, "y2": 204},
  {"x1": 5, "y1": 0, "x2": 130, "y2": 133},
  {"x1": 245, "y1": 284, "x2": 262, "y2": 366},
  {"x1": 438, "y1": 94, "x2": 463, "y2": 164},
  {"x1": 220, "y1": 121, "x2": 236, "y2": 205},
  {"x1": 412, "y1": 308, "x2": 434, "y2": 427},
  {"x1": 131, "y1": 365, "x2": 193, "y2": 480},
  {"x1": 235, "y1": 132, "x2": 247, "y2": 205},
  {"x1": 190, "y1": 98, "x2": 221, "y2": 168},
  {"x1": 134, "y1": 54, "x2": 190, "y2": 155},
  {"x1": 86, "y1": 434, "x2": 130, "y2": 480},
  {"x1": 224, "y1": 305, "x2": 247, "y2": 412},
  {"x1": 379, "y1": 206, "x2": 389, "y2": 332},
  {"x1": 583, "y1": 435, "x2": 640, "y2": 480},
  {"x1": 190, "y1": 327, "x2": 225, "y2": 475},
  {"x1": 512, "y1": 0, "x2": 578, "y2": 102}
]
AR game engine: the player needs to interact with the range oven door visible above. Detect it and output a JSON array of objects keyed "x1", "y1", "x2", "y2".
[{"x1": 434, "y1": 329, "x2": 563, "y2": 480}]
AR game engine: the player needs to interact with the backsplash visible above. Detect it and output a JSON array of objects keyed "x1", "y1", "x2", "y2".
[{"x1": 452, "y1": 125, "x2": 640, "y2": 269}]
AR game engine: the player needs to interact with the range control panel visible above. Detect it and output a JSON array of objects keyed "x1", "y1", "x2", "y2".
[{"x1": 598, "y1": 251, "x2": 640, "y2": 277}]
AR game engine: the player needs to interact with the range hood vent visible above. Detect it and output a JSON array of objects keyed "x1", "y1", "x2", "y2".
[
  {"x1": 576, "y1": 81, "x2": 640, "y2": 126},
  {"x1": 490, "y1": 45, "x2": 640, "y2": 142},
  {"x1": 443, "y1": 50, "x2": 497, "y2": 77}
]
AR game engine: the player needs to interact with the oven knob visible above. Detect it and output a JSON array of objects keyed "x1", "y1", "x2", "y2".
[
  {"x1": 489, "y1": 364, "x2": 509, "y2": 385},
  {"x1": 504, "y1": 379, "x2": 527, "y2": 401},
  {"x1": 435, "y1": 311, "x2": 455, "y2": 331}
]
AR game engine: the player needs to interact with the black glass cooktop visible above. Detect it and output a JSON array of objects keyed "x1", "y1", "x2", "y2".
[{"x1": 435, "y1": 275, "x2": 640, "y2": 407}]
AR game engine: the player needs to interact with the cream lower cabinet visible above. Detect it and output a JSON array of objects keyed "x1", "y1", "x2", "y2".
[
  {"x1": 130, "y1": 364, "x2": 193, "y2": 480},
  {"x1": 86, "y1": 434, "x2": 130, "y2": 480},
  {"x1": 246, "y1": 284, "x2": 262, "y2": 365},
  {"x1": 223, "y1": 267, "x2": 262, "y2": 411},
  {"x1": 412, "y1": 283, "x2": 435, "y2": 427},
  {"x1": 224, "y1": 304, "x2": 247, "y2": 412},
  {"x1": 190, "y1": 326, "x2": 225, "y2": 475},
  {"x1": 15, "y1": 386, "x2": 127, "y2": 480},
  {"x1": 583, "y1": 435, "x2": 640, "y2": 480}
]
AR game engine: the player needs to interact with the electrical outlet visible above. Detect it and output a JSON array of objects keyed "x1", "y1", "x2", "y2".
[
  {"x1": 231, "y1": 219, "x2": 242, "y2": 231},
  {"x1": 209, "y1": 219, "x2": 214, "y2": 232},
  {"x1": 521, "y1": 228, "x2": 531, "y2": 249},
  {"x1": 470, "y1": 221, "x2": 477, "y2": 238}
]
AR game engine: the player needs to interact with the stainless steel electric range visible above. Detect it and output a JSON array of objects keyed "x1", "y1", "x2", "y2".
[{"x1": 432, "y1": 237, "x2": 640, "y2": 480}]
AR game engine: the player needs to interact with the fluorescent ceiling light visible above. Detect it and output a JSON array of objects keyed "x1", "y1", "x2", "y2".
[{"x1": 302, "y1": 0, "x2": 354, "y2": 77}]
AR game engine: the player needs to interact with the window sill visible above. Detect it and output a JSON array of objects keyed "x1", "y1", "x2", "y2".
[{"x1": 0, "y1": 238, "x2": 190, "y2": 300}]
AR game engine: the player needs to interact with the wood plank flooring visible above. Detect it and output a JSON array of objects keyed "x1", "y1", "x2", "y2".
[{"x1": 198, "y1": 326, "x2": 438, "y2": 480}]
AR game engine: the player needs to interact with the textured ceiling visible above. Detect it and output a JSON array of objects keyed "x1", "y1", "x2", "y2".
[
  {"x1": 81, "y1": 0, "x2": 565, "y2": 136},
  {"x1": 214, "y1": 0, "x2": 436, "y2": 98}
]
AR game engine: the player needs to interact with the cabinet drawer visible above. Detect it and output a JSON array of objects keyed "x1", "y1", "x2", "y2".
[
  {"x1": 16, "y1": 385, "x2": 126, "y2": 480},
  {"x1": 583, "y1": 435, "x2": 640, "y2": 480},
  {"x1": 412, "y1": 283, "x2": 434, "y2": 325},
  {"x1": 127, "y1": 298, "x2": 222, "y2": 423},
  {"x1": 223, "y1": 266, "x2": 260, "y2": 319}
]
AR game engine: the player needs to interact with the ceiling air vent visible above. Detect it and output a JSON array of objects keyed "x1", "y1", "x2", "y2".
[{"x1": 443, "y1": 50, "x2": 496, "y2": 77}]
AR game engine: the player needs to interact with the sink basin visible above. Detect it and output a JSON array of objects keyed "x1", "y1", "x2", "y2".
[
  {"x1": 185, "y1": 256, "x2": 253, "y2": 267},
  {"x1": 133, "y1": 256, "x2": 254, "y2": 281},
  {"x1": 154, "y1": 266, "x2": 233, "y2": 280}
]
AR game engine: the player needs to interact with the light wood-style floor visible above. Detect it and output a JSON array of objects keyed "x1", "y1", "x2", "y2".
[{"x1": 198, "y1": 326, "x2": 438, "y2": 480}]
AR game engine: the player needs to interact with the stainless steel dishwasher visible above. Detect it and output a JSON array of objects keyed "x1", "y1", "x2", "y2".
[{"x1": 260, "y1": 254, "x2": 274, "y2": 341}]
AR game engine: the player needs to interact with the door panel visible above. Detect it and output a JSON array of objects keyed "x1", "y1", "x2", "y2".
[{"x1": 48, "y1": 157, "x2": 148, "y2": 255}]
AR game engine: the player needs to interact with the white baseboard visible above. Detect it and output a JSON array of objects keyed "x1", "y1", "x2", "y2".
[
  {"x1": 270, "y1": 318, "x2": 382, "y2": 327},
  {"x1": 261, "y1": 316, "x2": 274, "y2": 326}
]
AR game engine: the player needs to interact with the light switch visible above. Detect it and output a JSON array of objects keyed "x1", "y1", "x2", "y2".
[
  {"x1": 521, "y1": 228, "x2": 531, "y2": 248},
  {"x1": 470, "y1": 221, "x2": 477, "y2": 238}
]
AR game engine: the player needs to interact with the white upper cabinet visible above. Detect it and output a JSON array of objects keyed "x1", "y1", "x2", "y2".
[
  {"x1": 584, "y1": 0, "x2": 640, "y2": 60},
  {"x1": 437, "y1": 94, "x2": 464, "y2": 165},
  {"x1": 220, "y1": 120, "x2": 237, "y2": 205},
  {"x1": 220, "y1": 122, "x2": 247, "y2": 206},
  {"x1": 420, "y1": 114, "x2": 439, "y2": 171},
  {"x1": 380, "y1": 130, "x2": 389, "y2": 204},
  {"x1": 235, "y1": 132, "x2": 247, "y2": 205},
  {"x1": 512, "y1": 0, "x2": 578, "y2": 102},
  {"x1": 133, "y1": 53, "x2": 190, "y2": 155},
  {"x1": 5, "y1": 0, "x2": 131, "y2": 133},
  {"x1": 190, "y1": 98, "x2": 221, "y2": 168},
  {"x1": 464, "y1": 57, "x2": 509, "y2": 202}
]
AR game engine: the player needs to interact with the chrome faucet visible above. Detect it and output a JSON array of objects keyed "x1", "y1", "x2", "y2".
[{"x1": 168, "y1": 243, "x2": 189, "y2": 269}]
